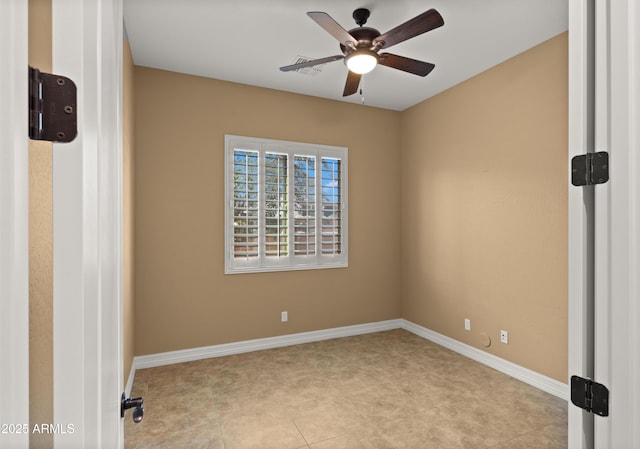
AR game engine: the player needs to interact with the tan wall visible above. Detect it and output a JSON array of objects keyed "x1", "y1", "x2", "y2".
[
  {"x1": 29, "y1": 1, "x2": 53, "y2": 448},
  {"x1": 123, "y1": 37, "x2": 136, "y2": 384},
  {"x1": 134, "y1": 68, "x2": 402, "y2": 355},
  {"x1": 399, "y1": 33, "x2": 568, "y2": 382}
]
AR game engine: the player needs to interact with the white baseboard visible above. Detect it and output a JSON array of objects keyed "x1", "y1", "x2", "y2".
[
  {"x1": 134, "y1": 319, "x2": 403, "y2": 370},
  {"x1": 129, "y1": 318, "x2": 568, "y2": 402},
  {"x1": 401, "y1": 319, "x2": 569, "y2": 401}
]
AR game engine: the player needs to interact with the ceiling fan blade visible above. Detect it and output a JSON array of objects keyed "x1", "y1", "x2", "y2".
[
  {"x1": 373, "y1": 9, "x2": 444, "y2": 50},
  {"x1": 343, "y1": 71, "x2": 362, "y2": 97},
  {"x1": 280, "y1": 55, "x2": 344, "y2": 72},
  {"x1": 378, "y1": 53, "x2": 435, "y2": 77},
  {"x1": 307, "y1": 11, "x2": 358, "y2": 47}
]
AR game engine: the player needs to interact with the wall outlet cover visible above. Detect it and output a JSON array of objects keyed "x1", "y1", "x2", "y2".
[{"x1": 500, "y1": 330, "x2": 509, "y2": 344}]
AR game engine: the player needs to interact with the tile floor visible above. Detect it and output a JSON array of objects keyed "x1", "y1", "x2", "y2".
[{"x1": 125, "y1": 329, "x2": 567, "y2": 449}]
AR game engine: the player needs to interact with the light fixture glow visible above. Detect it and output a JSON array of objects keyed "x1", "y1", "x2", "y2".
[{"x1": 345, "y1": 50, "x2": 378, "y2": 74}]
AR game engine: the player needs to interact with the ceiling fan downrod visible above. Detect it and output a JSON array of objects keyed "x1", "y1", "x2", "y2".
[{"x1": 352, "y1": 8, "x2": 370, "y2": 27}]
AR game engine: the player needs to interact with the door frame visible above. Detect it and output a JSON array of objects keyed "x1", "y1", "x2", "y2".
[
  {"x1": 568, "y1": 0, "x2": 640, "y2": 447},
  {"x1": 593, "y1": 0, "x2": 640, "y2": 446},
  {"x1": 51, "y1": 0, "x2": 124, "y2": 447},
  {"x1": 568, "y1": 0, "x2": 595, "y2": 446},
  {"x1": 0, "y1": 1, "x2": 29, "y2": 448}
]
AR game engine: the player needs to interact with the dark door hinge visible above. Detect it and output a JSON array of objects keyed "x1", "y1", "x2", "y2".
[
  {"x1": 29, "y1": 66, "x2": 77, "y2": 143},
  {"x1": 570, "y1": 375, "x2": 609, "y2": 417},
  {"x1": 571, "y1": 151, "x2": 609, "y2": 186}
]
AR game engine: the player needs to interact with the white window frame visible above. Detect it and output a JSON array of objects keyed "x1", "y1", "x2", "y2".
[{"x1": 225, "y1": 135, "x2": 348, "y2": 274}]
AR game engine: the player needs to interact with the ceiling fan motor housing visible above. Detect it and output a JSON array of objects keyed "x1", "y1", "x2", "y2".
[{"x1": 340, "y1": 27, "x2": 382, "y2": 55}]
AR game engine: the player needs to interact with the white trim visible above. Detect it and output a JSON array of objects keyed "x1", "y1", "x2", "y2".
[
  {"x1": 125, "y1": 359, "x2": 137, "y2": 398},
  {"x1": 401, "y1": 320, "x2": 569, "y2": 401},
  {"x1": 0, "y1": 1, "x2": 29, "y2": 447},
  {"x1": 131, "y1": 318, "x2": 568, "y2": 403},
  {"x1": 568, "y1": 0, "x2": 596, "y2": 446},
  {"x1": 52, "y1": 0, "x2": 124, "y2": 447},
  {"x1": 593, "y1": 0, "x2": 612, "y2": 446},
  {"x1": 135, "y1": 320, "x2": 402, "y2": 369},
  {"x1": 599, "y1": 0, "x2": 640, "y2": 446}
]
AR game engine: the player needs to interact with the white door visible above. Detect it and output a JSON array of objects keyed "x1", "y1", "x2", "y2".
[
  {"x1": 51, "y1": 0, "x2": 124, "y2": 447},
  {"x1": 0, "y1": 1, "x2": 29, "y2": 448},
  {"x1": 568, "y1": 0, "x2": 640, "y2": 447}
]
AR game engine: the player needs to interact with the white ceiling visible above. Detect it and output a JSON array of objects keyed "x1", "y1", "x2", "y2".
[{"x1": 124, "y1": 0, "x2": 568, "y2": 111}]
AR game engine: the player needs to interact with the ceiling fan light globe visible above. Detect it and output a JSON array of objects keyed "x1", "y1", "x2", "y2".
[{"x1": 345, "y1": 51, "x2": 378, "y2": 74}]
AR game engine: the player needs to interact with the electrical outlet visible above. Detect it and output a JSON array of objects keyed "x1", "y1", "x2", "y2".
[
  {"x1": 281, "y1": 311, "x2": 288, "y2": 322},
  {"x1": 500, "y1": 330, "x2": 509, "y2": 344},
  {"x1": 464, "y1": 319, "x2": 471, "y2": 331}
]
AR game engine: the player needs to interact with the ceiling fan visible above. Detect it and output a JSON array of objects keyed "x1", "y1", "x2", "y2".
[{"x1": 280, "y1": 8, "x2": 444, "y2": 97}]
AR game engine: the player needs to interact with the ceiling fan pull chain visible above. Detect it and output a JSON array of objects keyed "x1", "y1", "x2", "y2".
[{"x1": 360, "y1": 75, "x2": 365, "y2": 104}]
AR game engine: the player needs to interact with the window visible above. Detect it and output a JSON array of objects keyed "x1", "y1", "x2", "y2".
[{"x1": 225, "y1": 135, "x2": 348, "y2": 274}]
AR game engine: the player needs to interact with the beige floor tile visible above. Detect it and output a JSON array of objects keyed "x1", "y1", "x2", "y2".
[
  {"x1": 125, "y1": 330, "x2": 568, "y2": 449},
  {"x1": 491, "y1": 422, "x2": 567, "y2": 449},
  {"x1": 220, "y1": 412, "x2": 308, "y2": 449},
  {"x1": 292, "y1": 395, "x2": 368, "y2": 444},
  {"x1": 308, "y1": 427, "x2": 389, "y2": 449}
]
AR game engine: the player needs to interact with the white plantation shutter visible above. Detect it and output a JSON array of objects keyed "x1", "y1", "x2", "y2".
[
  {"x1": 232, "y1": 150, "x2": 259, "y2": 259},
  {"x1": 264, "y1": 152, "x2": 289, "y2": 257},
  {"x1": 225, "y1": 135, "x2": 347, "y2": 273},
  {"x1": 294, "y1": 155, "x2": 316, "y2": 257},
  {"x1": 321, "y1": 158, "x2": 343, "y2": 255}
]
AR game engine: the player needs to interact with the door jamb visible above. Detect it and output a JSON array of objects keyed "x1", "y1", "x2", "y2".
[
  {"x1": 568, "y1": 0, "x2": 595, "y2": 447},
  {"x1": 51, "y1": 0, "x2": 124, "y2": 447},
  {"x1": 0, "y1": 1, "x2": 29, "y2": 447}
]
